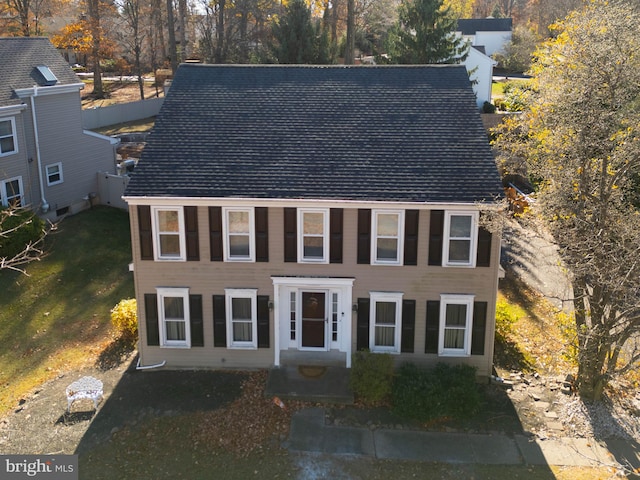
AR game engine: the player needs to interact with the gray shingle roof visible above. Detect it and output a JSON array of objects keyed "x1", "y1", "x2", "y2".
[
  {"x1": 0, "y1": 37, "x2": 80, "y2": 106},
  {"x1": 125, "y1": 64, "x2": 502, "y2": 204},
  {"x1": 457, "y1": 18, "x2": 513, "y2": 35}
]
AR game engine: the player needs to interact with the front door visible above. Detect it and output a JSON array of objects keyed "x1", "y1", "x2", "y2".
[{"x1": 301, "y1": 291, "x2": 326, "y2": 349}]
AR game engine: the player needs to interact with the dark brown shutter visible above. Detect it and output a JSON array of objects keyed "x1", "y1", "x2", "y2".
[
  {"x1": 471, "y1": 301, "x2": 488, "y2": 355},
  {"x1": 184, "y1": 206, "x2": 200, "y2": 261},
  {"x1": 138, "y1": 205, "x2": 153, "y2": 260},
  {"x1": 209, "y1": 207, "x2": 223, "y2": 262},
  {"x1": 329, "y1": 208, "x2": 343, "y2": 264},
  {"x1": 356, "y1": 298, "x2": 370, "y2": 351},
  {"x1": 476, "y1": 223, "x2": 492, "y2": 267},
  {"x1": 428, "y1": 210, "x2": 444, "y2": 266},
  {"x1": 425, "y1": 300, "x2": 440, "y2": 354},
  {"x1": 144, "y1": 293, "x2": 159, "y2": 346},
  {"x1": 189, "y1": 294, "x2": 204, "y2": 347},
  {"x1": 357, "y1": 209, "x2": 371, "y2": 264},
  {"x1": 403, "y1": 210, "x2": 419, "y2": 266},
  {"x1": 401, "y1": 299, "x2": 416, "y2": 353},
  {"x1": 284, "y1": 208, "x2": 297, "y2": 263},
  {"x1": 255, "y1": 207, "x2": 269, "y2": 262},
  {"x1": 213, "y1": 295, "x2": 226, "y2": 347},
  {"x1": 257, "y1": 295, "x2": 270, "y2": 348}
]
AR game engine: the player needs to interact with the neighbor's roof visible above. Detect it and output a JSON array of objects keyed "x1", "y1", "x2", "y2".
[
  {"x1": 125, "y1": 64, "x2": 502, "y2": 204},
  {"x1": 457, "y1": 18, "x2": 513, "y2": 35},
  {"x1": 0, "y1": 37, "x2": 80, "y2": 106}
]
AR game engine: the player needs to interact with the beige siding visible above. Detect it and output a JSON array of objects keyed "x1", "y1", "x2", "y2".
[{"x1": 131, "y1": 205, "x2": 500, "y2": 377}]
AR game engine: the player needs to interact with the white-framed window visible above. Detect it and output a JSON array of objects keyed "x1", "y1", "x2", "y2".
[
  {"x1": 225, "y1": 289, "x2": 258, "y2": 349},
  {"x1": 371, "y1": 210, "x2": 404, "y2": 265},
  {"x1": 1, "y1": 177, "x2": 24, "y2": 207},
  {"x1": 0, "y1": 117, "x2": 18, "y2": 156},
  {"x1": 443, "y1": 211, "x2": 478, "y2": 267},
  {"x1": 369, "y1": 292, "x2": 403, "y2": 353},
  {"x1": 223, "y1": 207, "x2": 254, "y2": 262},
  {"x1": 151, "y1": 206, "x2": 186, "y2": 261},
  {"x1": 298, "y1": 208, "x2": 329, "y2": 263},
  {"x1": 439, "y1": 294, "x2": 474, "y2": 356},
  {"x1": 157, "y1": 287, "x2": 190, "y2": 348},
  {"x1": 45, "y1": 162, "x2": 63, "y2": 186}
]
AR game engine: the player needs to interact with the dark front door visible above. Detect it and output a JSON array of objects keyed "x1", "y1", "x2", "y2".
[{"x1": 301, "y1": 291, "x2": 326, "y2": 349}]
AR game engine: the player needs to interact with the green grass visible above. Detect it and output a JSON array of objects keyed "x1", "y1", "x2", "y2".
[
  {"x1": 93, "y1": 117, "x2": 156, "y2": 136},
  {"x1": 0, "y1": 206, "x2": 134, "y2": 414}
]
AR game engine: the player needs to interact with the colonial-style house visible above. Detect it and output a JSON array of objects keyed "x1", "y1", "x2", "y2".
[
  {"x1": 124, "y1": 64, "x2": 503, "y2": 378},
  {"x1": 0, "y1": 37, "x2": 117, "y2": 219}
]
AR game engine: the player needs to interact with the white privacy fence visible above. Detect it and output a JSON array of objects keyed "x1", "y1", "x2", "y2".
[
  {"x1": 97, "y1": 172, "x2": 130, "y2": 210},
  {"x1": 83, "y1": 98, "x2": 164, "y2": 130}
]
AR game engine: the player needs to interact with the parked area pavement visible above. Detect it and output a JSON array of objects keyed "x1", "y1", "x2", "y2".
[{"x1": 287, "y1": 407, "x2": 639, "y2": 470}]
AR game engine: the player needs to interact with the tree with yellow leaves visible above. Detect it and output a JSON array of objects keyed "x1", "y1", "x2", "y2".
[{"x1": 495, "y1": 0, "x2": 640, "y2": 401}]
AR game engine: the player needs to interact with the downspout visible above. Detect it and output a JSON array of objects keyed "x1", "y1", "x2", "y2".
[
  {"x1": 29, "y1": 85, "x2": 49, "y2": 213},
  {"x1": 136, "y1": 357, "x2": 166, "y2": 370}
]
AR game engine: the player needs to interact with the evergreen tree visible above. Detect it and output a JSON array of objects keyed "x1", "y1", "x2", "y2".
[
  {"x1": 384, "y1": 0, "x2": 468, "y2": 64},
  {"x1": 270, "y1": 0, "x2": 332, "y2": 64}
]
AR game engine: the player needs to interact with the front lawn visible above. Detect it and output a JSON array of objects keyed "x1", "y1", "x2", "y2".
[{"x1": 0, "y1": 206, "x2": 134, "y2": 415}]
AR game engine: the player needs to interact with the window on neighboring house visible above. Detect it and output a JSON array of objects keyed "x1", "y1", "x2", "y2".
[
  {"x1": 1, "y1": 177, "x2": 23, "y2": 207},
  {"x1": 372, "y1": 210, "x2": 404, "y2": 265},
  {"x1": 226, "y1": 289, "x2": 258, "y2": 349},
  {"x1": 298, "y1": 209, "x2": 329, "y2": 263},
  {"x1": 223, "y1": 207, "x2": 254, "y2": 261},
  {"x1": 0, "y1": 118, "x2": 17, "y2": 156},
  {"x1": 369, "y1": 292, "x2": 403, "y2": 353},
  {"x1": 45, "y1": 162, "x2": 63, "y2": 186},
  {"x1": 152, "y1": 207, "x2": 186, "y2": 261},
  {"x1": 443, "y1": 211, "x2": 478, "y2": 267},
  {"x1": 157, "y1": 287, "x2": 190, "y2": 347},
  {"x1": 439, "y1": 294, "x2": 474, "y2": 356}
]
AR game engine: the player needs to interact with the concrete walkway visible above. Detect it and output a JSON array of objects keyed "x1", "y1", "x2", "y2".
[{"x1": 286, "y1": 408, "x2": 639, "y2": 469}]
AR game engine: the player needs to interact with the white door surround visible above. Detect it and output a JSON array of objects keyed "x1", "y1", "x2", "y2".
[{"x1": 272, "y1": 276, "x2": 355, "y2": 367}]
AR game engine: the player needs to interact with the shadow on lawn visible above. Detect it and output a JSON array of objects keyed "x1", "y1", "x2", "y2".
[
  {"x1": 95, "y1": 336, "x2": 136, "y2": 371},
  {"x1": 74, "y1": 357, "x2": 248, "y2": 455}
]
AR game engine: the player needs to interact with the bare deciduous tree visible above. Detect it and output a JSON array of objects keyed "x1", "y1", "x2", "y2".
[{"x1": 0, "y1": 207, "x2": 51, "y2": 274}]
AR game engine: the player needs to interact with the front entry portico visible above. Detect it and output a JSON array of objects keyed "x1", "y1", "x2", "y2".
[{"x1": 272, "y1": 277, "x2": 355, "y2": 367}]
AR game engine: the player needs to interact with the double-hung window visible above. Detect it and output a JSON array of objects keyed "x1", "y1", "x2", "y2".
[
  {"x1": 439, "y1": 294, "x2": 474, "y2": 356},
  {"x1": 372, "y1": 210, "x2": 404, "y2": 265},
  {"x1": 223, "y1": 208, "x2": 254, "y2": 261},
  {"x1": 152, "y1": 206, "x2": 186, "y2": 261},
  {"x1": 1, "y1": 177, "x2": 23, "y2": 207},
  {"x1": 298, "y1": 209, "x2": 329, "y2": 263},
  {"x1": 46, "y1": 162, "x2": 63, "y2": 186},
  {"x1": 443, "y1": 211, "x2": 478, "y2": 267},
  {"x1": 226, "y1": 289, "x2": 258, "y2": 349},
  {"x1": 369, "y1": 292, "x2": 403, "y2": 353},
  {"x1": 0, "y1": 118, "x2": 17, "y2": 156},
  {"x1": 157, "y1": 287, "x2": 190, "y2": 347}
]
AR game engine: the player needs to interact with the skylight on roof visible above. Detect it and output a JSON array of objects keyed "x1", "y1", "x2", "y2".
[{"x1": 35, "y1": 65, "x2": 58, "y2": 86}]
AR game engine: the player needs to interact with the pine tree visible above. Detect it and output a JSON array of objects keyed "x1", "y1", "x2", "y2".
[
  {"x1": 270, "y1": 0, "x2": 317, "y2": 64},
  {"x1": 385, "y1": 0, "x2": 468, "y2": 64}
]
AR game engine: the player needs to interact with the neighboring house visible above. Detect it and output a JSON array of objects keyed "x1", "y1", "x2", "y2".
[
  {"x1": 457, "y1": 18, "x2": 513, "y2": 58},
  {"x1": 0, "y1": 37, "x2": 117, "y2": 219},
  {"x1": 456, "y1": 18, "x2": 512, "y2": 108},
  {"x1": 463, "y1": 45, "x2": 498, "y2": 108},
  {"x1": 124, "y1": 64, "x2": 503, "y2": 378}
]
